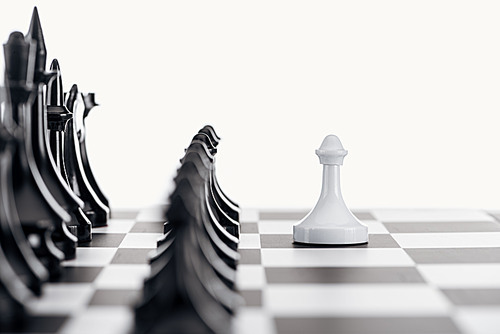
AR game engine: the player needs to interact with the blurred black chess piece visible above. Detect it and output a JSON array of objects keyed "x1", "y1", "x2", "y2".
[
  {"x1": 135, "y1": 127, "x2": 242, "y2": 334},
  {"x1": 0, "y1": 240, "x2": 32, "y2": 330},
  {"x1": 193, "y1": 132, "x2": 239, "y2": 222},
  {"x1": 4, "y1": 29, "x2": 68, "y2": 279},
  {"x1": 0, "y1": 109, "x2": 44, "y2": 329},
  {"x1": 198, "y1": 125, "x2": 221, "y2": 147},
  {"x1": 163, "y1": 129, "x2": 241, "y2": 238},
  {"x1": 80, "y1": 93, "x2": 111, "y2": 214},
  {"x1": 64, "y1": 84, "x2": 109, "y2": 227},
  {"x1": 198, "y1": 126, "x2": 240, "y2": 218},
  {"x1": 181, "y1": 140, "x2": 239, "y2": 238},
  {"x1": 0, "y1": 117, "x2": 49, "y2": 296},
  {"x1": 46, "y1": 59, "x2": 92, "y2": 243}
]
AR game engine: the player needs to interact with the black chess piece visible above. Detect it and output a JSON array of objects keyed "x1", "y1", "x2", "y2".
[
  {"x1": 80, "y1": 93, "x2": 110, "y2": 212},
  {"x1": 135, "y1": 127, "x2": 246, "y2": 334},
  {"x1": 25, "y1": 9, "x2": 77, "y2": 259},
  {"x1": 46, "y1": 59, "x2": 92, "y2": 243},
  {"x1": 198, "y1": 125, "x2": 221, "y2": 147},
  {"x1": 191, "y1": 133, "x2": 239, "y2": 222},
  {"x1": 4, "y1": 30, "x2": 67, "y2": 280},
  {"x1": 163, "y1": 136, "x2": 240, "y2": 239},
  {"x1": 198, "y1": 126, "x2": 240, "y2": 216},
  {"x1": 191, "y1": 133, "x2": 217, "y2": 155},
  {"x1": 173, "y1": 159, "x2": 239, "y2": 248},
  {"x1": 154, "y1": 176, "x2": 239, "y2": 273},
  {"x1": 0, "y1": 240, "x2": 32, "y2": 331},
  {"x1": 64, "y1": 84, "x2": 109, "y2": 227},
  {"x1": 169, "y1": 179, "x2": 238, "y2": 289},
  {"x1": 183, "y1": 143, "x2": 240, "y2": 238},
  {"x1": 174, "y1": 163, "x2": 239, "y2": 258},
  {"x1": 0, "y1": 121, "x2": 49, "y2": 296},
  {"x1": 136, "y1": 194, "x2": 240, "y2": 334},
  {"x1": 26, "y1": 9, "x2": 91, "y2": 249}
]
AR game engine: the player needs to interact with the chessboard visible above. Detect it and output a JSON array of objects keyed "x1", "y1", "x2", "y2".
[{"x1": 3, "y1": 206, "x2": 500, "y2": 334}]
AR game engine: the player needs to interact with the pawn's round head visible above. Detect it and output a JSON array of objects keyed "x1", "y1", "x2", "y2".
[{"x1": 315, "y1": 135, "x2": 348, "y2": 165}]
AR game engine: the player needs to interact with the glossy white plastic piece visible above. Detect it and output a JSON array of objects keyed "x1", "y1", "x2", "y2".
[{"x1": 293, "y1": 135, "x2": 368, "y2": 245}]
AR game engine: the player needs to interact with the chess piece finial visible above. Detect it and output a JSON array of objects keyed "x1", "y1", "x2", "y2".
[
  {"x1": 46, "y1": 59, "x2": 72, "y2": 131},
  {"x1": 293, "y1": 135, "x2": 368, "y2": 245},
  {"x1": 3, "y1": 31, "x2": 36, "y2": 118},
  {"x1": 27, "y1": 7, "x2": 47, "y2": 75},
  {"x1": 47, "y1": 60, "x2": 66, "y2": 107},
  {"x1": 4, "y1": 32, "x2": 33, "y2": 86}
]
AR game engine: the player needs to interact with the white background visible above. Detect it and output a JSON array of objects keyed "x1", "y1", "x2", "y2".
[{"x1": 1, "y1": 1, "x2": 500, "y2": 211}]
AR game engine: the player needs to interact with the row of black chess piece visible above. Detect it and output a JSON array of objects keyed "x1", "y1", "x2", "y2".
[
  {"x1": 0, "y1": 8, "x2": 109, "y2": 329},
  {"x1": 135, "y1": 126, "x2": 243, "y2": 334}
]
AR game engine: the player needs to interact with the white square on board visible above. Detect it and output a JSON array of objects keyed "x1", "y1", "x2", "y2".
[
  {"x1": 261, "y1": 248, "x2": 415, "y2": 267},
  {"x1": 59, "y1": 306, "x2": 134, "y2": 334},
  {"x1": 94, "y1": 264, "x2": 150, "y2": 289},
  {"x1": 62, "y1": 248, "x2": 118, "y2": 267},
  {"x1": 26, "y1": 284, "x2": 94, "y2": 315},
  {"x1": 119, "y1": 233, "x2": 164, "y2": 248},
  {"x1": 92, "y1": 219, "x2": 135, "y2": 234}
]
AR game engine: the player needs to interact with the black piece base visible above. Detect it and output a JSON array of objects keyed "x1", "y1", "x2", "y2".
[
  {"x1": 0, "y1": 294, "x2": 25, "y2": 332},
  {"x1": 53, "y1": 238, "x2": 76, "y2": 261},
  {"x1": 85, "y1": 210, "x2": 108, "y2": 228},
  {"x1": 67, "y1": 224, "x2": 92, "y2": 244},
  {"x1": 24, "y1": 227, "x2": 63, "y2": 281},
  {"x1": 52, "y1": 224, "x2": 77, "y2": 261},
  {"x1": 223, "y1": 225, "x2": 239, "y2": 239},
  {"x1": 67, "y1": 208, "x2": 92, "y2": 243}
]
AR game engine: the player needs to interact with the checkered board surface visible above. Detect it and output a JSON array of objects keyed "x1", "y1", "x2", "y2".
[{"x1": 3, "y1": 207, "x2": 500, "y2": 334}]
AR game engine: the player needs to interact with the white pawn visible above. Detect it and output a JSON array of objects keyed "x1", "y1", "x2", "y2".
[{"x1": 293, "y1": 135, "x2": 368, "y2": 245}]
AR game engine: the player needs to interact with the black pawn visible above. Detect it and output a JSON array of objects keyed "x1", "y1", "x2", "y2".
[
  {"x1": 64, "y1": 84, "x2": 109, "y2": 227},
  {"x1": 46, "y1": 59, "x2": 92, "y2": 243}
]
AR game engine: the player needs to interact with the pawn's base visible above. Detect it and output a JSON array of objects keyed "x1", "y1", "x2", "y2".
[{"x1": 293, "y1": 225, "x2": 368, "y2": 245}]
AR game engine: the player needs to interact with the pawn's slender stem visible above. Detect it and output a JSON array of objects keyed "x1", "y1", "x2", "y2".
[{"x1": 320, "y1": 165, "x2": 342, "y2": 200}]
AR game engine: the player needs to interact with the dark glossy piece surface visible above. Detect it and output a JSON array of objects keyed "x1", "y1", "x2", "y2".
[
  {"x1": 80, "y1": 93, "x2": 110, "y2": 210},
  {"x1": 46, "y1": 59, "x2": 92, "y2": 243},
  {"x1": 64, "y1": 85, "x2": 109, "y2": 227},
  {"x1": 24, "y1": 8, "x2": 77, "y2": 260},
  {"x1": 4, "y1": 29, "x2": 67, "y2": 279},
  {"x1": 183, "y1": 144, "x2": 240, "y2": 238},
  {"x1": 25, "y1": 8, "x2": 79, "y2": 260},
  {"x1": 135, "y1": 127, "x2": 241, "y2": 334},
  {"x1": 0, "y1": 123, "x2": 49, "y2": 296},
  {"x1": 25, "y1": 7, "x2": 85, "y2": 254},
  {"x1": 199, "y1": 125, "x2": 240, "y2": 212},
  {"x1": 0, "y1": 241, "x2": 30, "y2": 331}
]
